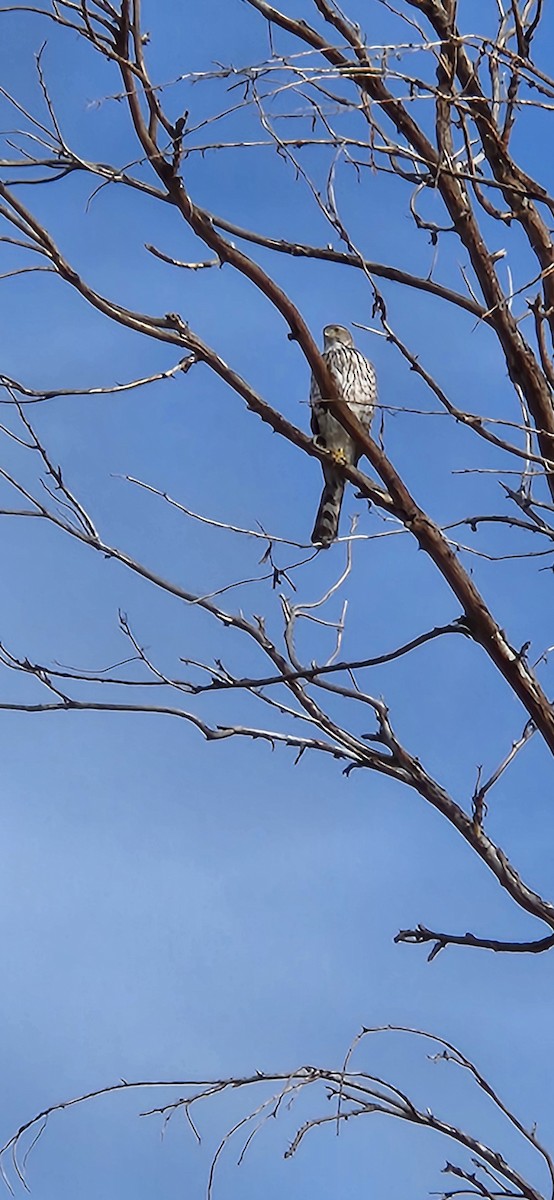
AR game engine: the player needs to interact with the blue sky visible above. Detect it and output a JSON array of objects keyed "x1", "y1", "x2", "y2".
[{"x1": 1, "y1": 2, "x2": 554, "y2": 1197}]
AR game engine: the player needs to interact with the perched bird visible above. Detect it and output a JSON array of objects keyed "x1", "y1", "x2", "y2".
[{"x1": 310, "y1": 324, "x2": 377, "y2": 546}]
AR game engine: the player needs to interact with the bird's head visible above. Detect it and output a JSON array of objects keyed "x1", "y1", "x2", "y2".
[{"x1": 322, "y1": 324, "x2": 354, "y2": 349}]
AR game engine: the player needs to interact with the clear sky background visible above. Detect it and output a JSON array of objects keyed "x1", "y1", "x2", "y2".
[{"x1": 1, "y1": 2, "x2": 554, "y2": 1197}]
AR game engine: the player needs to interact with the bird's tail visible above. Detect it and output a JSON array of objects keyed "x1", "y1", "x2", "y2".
[{"x1": 311, "y1": 473, "x2": 345, "y2": 547}]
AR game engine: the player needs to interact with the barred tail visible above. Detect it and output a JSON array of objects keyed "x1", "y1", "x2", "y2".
[{"x1": 311, "y1": 475, "x2": 345, "y2": 547}]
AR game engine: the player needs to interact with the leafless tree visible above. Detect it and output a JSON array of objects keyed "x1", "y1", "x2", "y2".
[{"x1": 1, "y1": 0, "x2": 554, "y2": 1194}]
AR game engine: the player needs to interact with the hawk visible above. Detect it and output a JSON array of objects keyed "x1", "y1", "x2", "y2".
[{"x1": 310, "y1": 324, "x2": 377, "y2": 547}]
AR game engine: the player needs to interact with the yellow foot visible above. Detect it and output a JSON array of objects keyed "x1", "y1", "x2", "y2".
[{"x1": 330, "y1": 447, "x2": 348, "y2": 465}]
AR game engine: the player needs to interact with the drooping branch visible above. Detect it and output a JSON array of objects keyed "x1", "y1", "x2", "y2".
[{"x1": 1, "y1": 1027, "x2": 550, "y2": 1200}]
